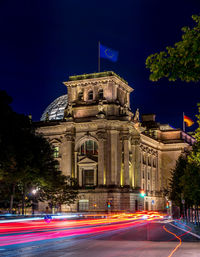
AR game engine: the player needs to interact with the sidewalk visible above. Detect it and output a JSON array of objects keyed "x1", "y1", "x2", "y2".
[{"x1": 173, "y1": 219, "x2": 200, "y2": 238}]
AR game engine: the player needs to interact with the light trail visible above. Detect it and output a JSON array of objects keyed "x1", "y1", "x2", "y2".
[
  {"x1": 0, "y1": 220, "x2": 143, "y2": 246},
  {"x1": 163, "y1": 225, "x2": 182, "y2": 257},
  {"x1": 0, "y1": 212, "x2": 165, "y2": 247},
  {"x1": 163, "y1": 220, "x2": 193, "y2": 257}
]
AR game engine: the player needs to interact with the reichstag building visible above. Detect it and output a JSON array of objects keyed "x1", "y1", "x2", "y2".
[{"x1": 36, "y1": 71, "x2": 194, "y2": 212}]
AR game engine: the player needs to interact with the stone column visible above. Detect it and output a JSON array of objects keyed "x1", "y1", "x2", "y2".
[
  {"x1": 123, "y1": 135, "x2": 130, "y2": 186},
  {"x1": 65, "y1": 132, "x2": 74, "y2": 177},
  {"x1": 157, "y1": 151, "x2": 162, "y2": 191},
  {"x1": 97, "y1": 131, "x2": 106, "y2": 186},
  {"x1": 74, "y1": 151, "x2": 78, "y2": 179},
  {"x1": 94, "y1": 166, "x2": 97, "y2": 186},
  {"x1": 60, "y1": 139, "x2": 68, "y2": 177},
  {"x1": 79, "y1": 167, "x2": 83, "y2": 187},
  {"x1": 145, "y1": 154, "x2": 148, "y2": 191},
  {"x1": 131, "y1": 136, "x2": 141, "y2": 188},
  {"x1": 110, "y1": 130, "x2": 118, "y2": 185},
  {"x1": 117, "y1": 136, "x2": 123, "y2": 186}
]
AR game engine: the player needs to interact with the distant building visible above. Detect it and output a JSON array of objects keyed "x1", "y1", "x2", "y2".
[{"x1": 36, "y1": 71, "x2": 194, "y2": 212}]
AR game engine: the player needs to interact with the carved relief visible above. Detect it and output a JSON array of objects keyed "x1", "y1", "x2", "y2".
[
  {"x1": 65, "y1": 130, "x2": 75, "y2": 141},
  {"x1": 140, "y1": 144, "x2": 157, "y2": 156},
  {"x1": 96, "y1": 130, "x2": 107, "y2": 140},
  {"x1": 120, "y1": 132, "x2": 130, "y2": 141}
]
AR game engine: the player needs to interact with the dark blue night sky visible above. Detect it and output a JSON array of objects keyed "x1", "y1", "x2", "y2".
[{"x1": 0, "y1": 0, "x2": 200, "y2": 131}]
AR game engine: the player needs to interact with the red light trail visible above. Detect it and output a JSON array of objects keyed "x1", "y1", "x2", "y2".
[{"x1": 0, "y1": 212, "x2": 165, "y2": 246}]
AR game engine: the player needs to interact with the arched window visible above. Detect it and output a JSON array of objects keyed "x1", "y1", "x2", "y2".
[
  {"x1": 78, "y1": 91, "x2": 83, "y2": 100},
  {"x1": 79, "y1": 140, "x2": 98, "y2": 155},
  {"x1": 88, "y1": 90, "x2": 93, "y2": 100},
  {"x1": 98, "y1": 89, "x2": 103, "y2": 100}
]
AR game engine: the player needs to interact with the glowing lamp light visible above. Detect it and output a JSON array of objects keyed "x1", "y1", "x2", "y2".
[
  {"x1": 32, "y1": 189, "x2": 37, "y2": 195},
  {"x1": 107, "y1": 202, "x2": 111, "y2": 208},
  {"x1": 166, "y1": 201, "x2": 169, "y2": 209},
  {"x1": 140, "y1": 190, "x2": 146, "y2": 197}
]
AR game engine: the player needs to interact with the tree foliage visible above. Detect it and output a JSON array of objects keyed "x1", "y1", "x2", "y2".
[
  {"x1": 180, "y1": 163, "x2": 200, "y2": 206},
  {"x1": 170, "y1": 152, "x2": 200, "y2": 210},
  {"x1": 146, "y1": 15, "x2": 200, "y2": 82},
  {"x1": 169, "y1": 155, "x2": 187, "y2": 207},
  {"x1": 170, "y1": 105, "x2": 200, "y2": 209},
  {"x1": 0, "y1": 90, "x2": 78, "y2": 213},
  {"x1": 39, "y1": 176, "x2": 78, "y2": 212}
]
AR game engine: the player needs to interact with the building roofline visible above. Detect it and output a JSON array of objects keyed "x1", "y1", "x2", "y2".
[
  {"x1": 63, "y1": 71, "x2": 133, "y2": 93},
  {"x1": 68, "y1": 71, "x2": 127, "y2": 83}
]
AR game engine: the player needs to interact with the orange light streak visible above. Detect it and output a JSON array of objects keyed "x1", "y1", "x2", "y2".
[{"x1": 163, "y1": 225, "x2": 182, "y2": 257}]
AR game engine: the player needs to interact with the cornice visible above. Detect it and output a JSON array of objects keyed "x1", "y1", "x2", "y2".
[
  {"x1": 63, "y1": 76, "x2": 133, "y2": 93},
  {"x1": 140, "y1": 134, "x2": 188, "y2": 152}
]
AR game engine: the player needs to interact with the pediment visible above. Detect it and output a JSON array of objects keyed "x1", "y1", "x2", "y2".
[{"x1": 78, "y1": 156, "x2": 97, "y2": 164}]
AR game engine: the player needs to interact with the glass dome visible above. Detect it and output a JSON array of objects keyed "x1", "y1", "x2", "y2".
[{"x1": 40, "y1": 94, "x2": 68, "y2": 121}]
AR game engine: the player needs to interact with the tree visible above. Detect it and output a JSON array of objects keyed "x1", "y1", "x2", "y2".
[
  {"x1": 169, "y1": 154, "x2": 188, "y2": 214},
  {"x1": 187, "y1": 104, "x2": 200, "y2": 167},
  {"x1": 0, "y1": 90, "x2": 78, "y2": 214},
  {"x1": 39, "y1": 175, "x2": 78, "y2": 212},
  {"x1": 146, "y1": 14, "x2": 200, "y2": 221},
  {"x1": 180, "y1": 163, "x2": 200, "y2": 207},
  {"x1": 146, "y1": 15, "x2": 200, "y2": 82},
  {"x1": 0, "y1": 90, "x2": 31, "y2": 212}
]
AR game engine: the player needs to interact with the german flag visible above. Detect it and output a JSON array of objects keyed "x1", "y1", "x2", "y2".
[{"x1": 184, "y1": 115, "x2": 194, "y2": 127}]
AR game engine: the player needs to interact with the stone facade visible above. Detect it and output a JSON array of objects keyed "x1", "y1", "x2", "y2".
[{"x1": 36, "y1": 72, "x2": 194, "y2": 212}]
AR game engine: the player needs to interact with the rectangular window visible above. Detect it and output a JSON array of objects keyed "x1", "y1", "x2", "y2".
[
  {"x1": 84, "y1": 170, "x2": 94, "y2": 186},
  {"x1": 79, "y1": 200, "x2": 89, "y2": 211},
  {"x1": 55, "y1": 164, "x2": 59, "y2": 171},
  {"x1": 53, "y1": 146, "x2": 59, "y2": 158}
]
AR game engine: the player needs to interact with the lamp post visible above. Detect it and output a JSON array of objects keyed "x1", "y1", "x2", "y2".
[{"x1": 32, "y1": 189, "x2": 37, "y2": 215}]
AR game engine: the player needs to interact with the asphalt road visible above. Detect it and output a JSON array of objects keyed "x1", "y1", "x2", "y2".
[{"x1": 0, "y1": 215, "x2": 200, "y2": 257}]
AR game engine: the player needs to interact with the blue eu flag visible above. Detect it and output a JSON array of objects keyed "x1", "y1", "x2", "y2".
[{"x1": 100, "y1": 44, "x2": 118, "y2": 62}]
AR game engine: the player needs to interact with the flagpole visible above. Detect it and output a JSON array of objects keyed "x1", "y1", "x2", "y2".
[
  {"x1": 183, "y1": 112, "x2": 185, "y2": 132},
  {"x1": 98, "y1": 41, "x2": 100, "y2": 72}
]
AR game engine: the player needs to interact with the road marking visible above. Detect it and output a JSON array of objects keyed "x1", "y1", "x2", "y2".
[
  {"x1": 169, "y1": 222, "x2": 200, "y2": 239},
  {"x1": 163, "y1": 225, "x2": 182, "y2": 257},
  {"x1": 151, "y1": 220, "x2": 173, "y2": 223}
]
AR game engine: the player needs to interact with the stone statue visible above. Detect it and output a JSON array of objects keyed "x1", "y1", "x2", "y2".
[
  {"x1": 64, "y1": 104, "x2": 73, "y2": 120},
  {"x1": 66, "y1": 104, "x2": 73, "y2": 116},
  {"x1": 98, "y1": 101, "x2": 104, "y2": 113},
  {"x1": 96, "y1": 101, "x2": 105, "y2": 119},
  {"x1": 134, "y1": 108, "x2": 140, "y2": 122},
  {"x1": 124, "y1": 103, "x2": 129, "y2": 115},
  {"x1": 45, "y1": 112, "x2": 49, "y2": 122}
]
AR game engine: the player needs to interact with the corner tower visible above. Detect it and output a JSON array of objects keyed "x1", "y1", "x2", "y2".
[{"x1": 63, "y1": 71, "x2": 133, "y2": 120}]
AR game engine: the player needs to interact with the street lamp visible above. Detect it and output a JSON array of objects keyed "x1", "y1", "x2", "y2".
[
  {"x1": 32, "y1": 189, "x2": 37, "y2": 195},
  {"x1": 32, "y1": 189, "x2": 38, "y2": 215}
]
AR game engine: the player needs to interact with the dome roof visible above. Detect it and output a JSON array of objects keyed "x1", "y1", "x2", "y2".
[{"x1": 40, "y1": 94, "x2": 68, "y2": 121}]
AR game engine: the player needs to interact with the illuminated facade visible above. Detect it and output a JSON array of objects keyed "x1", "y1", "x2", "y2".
[{"x1": 36, "y1": 72, "x2": 194, "y2": 212}]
